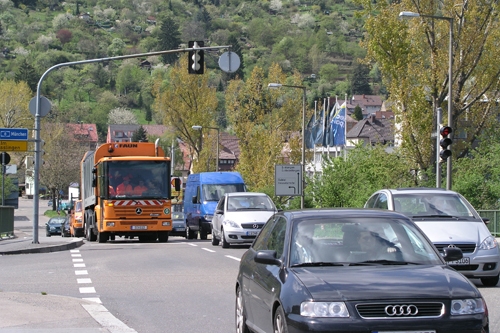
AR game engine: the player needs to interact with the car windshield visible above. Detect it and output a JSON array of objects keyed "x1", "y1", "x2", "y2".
[
  {"x1": 202, "y1": 184, "x2": 245, "y2": 202},
  {"x1": 48, "y1": 218, "x2": 65, "y2": 224},
  {"x1": 393, "y1": 193, "x2": 476, "y2": 218},
  {"x1": 227, "y1": 196, "x2": 275, "y2": 211},
  {"x1": 290, "y1": 217, "x2": 443, "y2": 267}
]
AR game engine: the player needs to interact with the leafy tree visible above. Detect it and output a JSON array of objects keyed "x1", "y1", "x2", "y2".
[
  {"x1": 15, "y1": 58, "x2": 38, "y2": 93},
  {"x1": 156, "y1": 16, "x2": 181, "y2": 65},
  {"x1": 132, "y1": 126, "x2": 148, "y2": 142},
  {"x1": 56, "y1": 29, "x2": 72, "y2": 45},
  {"x1": 309, "y1": 145, "x2": 416, "y2": 208},
  {"x1": 0, "y1": 79, "x2": 33, "y2": 129},
  {"x1": 319, "y1": 63, "x2": 339, "y2": 83},
  {"x1": 356, "y1": 0, "x2": 500, "y2": 173},
  {"x1": 225, "y1": 63, "x2": 306, "y2": 190},
  {"x1": 152, "y1": 54, "x2": 218, "y2": 171},
  {"x1": 116, "y1": 61, "x2": 148, "y2": 96},
  {"x1": 350, "y1": 60, "x2": 372, "y2": 95}
]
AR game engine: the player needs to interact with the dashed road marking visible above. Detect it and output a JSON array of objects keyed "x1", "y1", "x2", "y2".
[
  {"x1": 202, "y1": 248, "x2": 216, "y2": 253},
  {"x1": 75, "y1": 270, "x2": 88, "y2": 275},
  {"x1": 79, "y1": 286, "x2": 96, "y2": 293},
  {"x1": 225, "y1": 255, "x2": 241, "y2": 261},
  {"x1": 77, "y1": 278, "x2": 92, "y2": 284}
]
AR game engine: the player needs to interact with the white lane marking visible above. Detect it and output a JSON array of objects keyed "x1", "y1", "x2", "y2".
[
  {"x1": 79, "y1": 287, "x2": 96, "y2": 293},
  {"x1": 77, "y1": 278, "x2": 92, "y2": 284},
  {"x1": 70, "y1": 249, "x2": 80, "y2": 253},
  {"x1": 71, "y1": 254, "x2": 82, "y2": 257},
  {"x1": 187, "y1": 243, "x2": 198, "y2": 246},
  {"x1": 225, "y1": 255, "x2": 241, "y2": 262},
  {"x1": 82, "y1": 303, "x2": 137, "y2": 333},
  {"x1": 83, "y1": 297, "x2": 102, "y2": 304},
  {"x1": 75, "y1": 270, "x2": 88, "y2": 275},
  {"x1": 74, "y1": 263, "x2": 86, "y2": 268},
  {"x1": 72, "y1": 258, "x2": 84, "y2": 262},
  {"x1": 202, "y1": 248, "x2": 216, "y2": 253}
]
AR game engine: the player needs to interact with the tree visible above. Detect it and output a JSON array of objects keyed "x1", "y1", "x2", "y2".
[
  {"x1": 0, "y1": 79, "x2": 33, "y2": 129},
  {"x1": 156, "y1": 16, "x2": 181, "y2": 65},
  {"x1": 152, "y1": 54, "x2": 218, "y2": 171},
  {"x1": 56, "y1": 29, "x2": 72, "y2": 45},
  {"x1": 132, "y1": 126, "x2": 148, "y2": 142},
  {"x1": 356, "y1": 0, "x2": 500, "y2": 172},
  {"x1": 353, "y1": 105, "x2": 363, "y2": 120},
  {"x1": 225, "y1": 63, "x2": 306, "y2": 190},
  {"x1": 15, "y1": 58, "x2": 39, "y2": 93},
  {"x1": 108, "y1": 107, "x2": 137, "y2": 125},
  {"x1": 350, "y1": 60, "x2": 372, "y2": 95}
]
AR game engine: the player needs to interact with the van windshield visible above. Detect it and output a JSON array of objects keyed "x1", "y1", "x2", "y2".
[{"x1": 202, "y1": 184, "x2": 245, "y2": 201}]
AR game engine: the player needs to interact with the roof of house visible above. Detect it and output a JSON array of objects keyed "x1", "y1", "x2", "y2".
[
  {"x1": 347, "y1": 115, "x2": 394, "y2": 144},
  {"x1": 66, "y1": 123, "x2": 98, "y2": 142}
]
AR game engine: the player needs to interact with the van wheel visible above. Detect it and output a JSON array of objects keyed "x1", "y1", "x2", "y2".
[
  {"x1": 222, "y1": 229, "x2": 230, "y2": 248},
  {"x1": 186, "y1": 225, "x2": 196, "y2": 239},
  {"x1": 481, "y1": 275, "x2": 499, "y2": 287},
  {"x1": 211, "y1": 228, "x2": 220, "y2": 246}
]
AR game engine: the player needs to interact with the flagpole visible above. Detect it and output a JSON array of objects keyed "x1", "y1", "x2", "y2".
[
  {"x1": 344, "y1": 93, "x2": 348, "y2": 160},
  {"x1": 313, "y1": 100, "x2": 317, "y2": 176}
]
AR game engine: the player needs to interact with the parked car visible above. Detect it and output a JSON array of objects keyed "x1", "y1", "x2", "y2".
[
  {"x1": 61, "y1": 216, "x2": 71, "y2": 237},
  {"x1": 235, "y1": 208, "x2": 489, "y2": 333},
  {"x1": 364, "y1": 187, "x2": 500, "y2": 287},
  {"x1": 170, "y1": 211, "x2": 186, "y2": 237},
  {"x1": 45, "y1": 217, "x2": 66, "y2": 237},
  {"x1": 212, "y1": 192, "x2": 278, "y2": 248}
]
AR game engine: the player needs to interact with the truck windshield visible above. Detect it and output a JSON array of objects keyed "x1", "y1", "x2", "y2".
[
  {"x1": 107, "y1": 161, "x2": 170, "y2": 199},
  {"x1": 202, "y1": 184, "x2": 245, "y2": 202}
]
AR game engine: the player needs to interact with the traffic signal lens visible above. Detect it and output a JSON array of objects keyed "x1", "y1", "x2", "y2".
[
  {"x1": 440, "y1": 150, "x2": 452, "y2": 160},
  {"x1": 440, "y1": 137, "x2": 452, "y2": 149},
  {"x1": 440, "y1": 126, "x2": 452, "y2": 137}
]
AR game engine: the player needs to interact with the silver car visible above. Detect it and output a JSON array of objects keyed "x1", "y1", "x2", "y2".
[
  {"x1": 211, "y1": 192, "x2": 278, "y2": 248},
  {"x1": 365, "y1": 187, "x2": 500, "y2": 286}
]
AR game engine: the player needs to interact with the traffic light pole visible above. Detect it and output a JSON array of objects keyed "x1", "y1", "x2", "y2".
[
  {"x1": 436, "y1": 107, "x2": 442, "y2": 188},
  {"x1": 32, "y1": 45, "x2": 230, "y2": 244}
]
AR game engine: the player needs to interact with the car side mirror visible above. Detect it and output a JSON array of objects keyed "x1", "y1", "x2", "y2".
[
  {"x1": 215, "y1": 209, "x2": 223, "y2": 214},
  {"x1": 442, "y1": 247, "x2": 463, "y2": 262},
  {"x1": 254, "y1": 250, "x2": 281, "y2": 266},
  {"x1": 482, "y1": 217, "x2": 490, "y2": 225}
]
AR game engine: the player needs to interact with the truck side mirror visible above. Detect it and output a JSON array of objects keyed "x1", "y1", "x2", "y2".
[{"x1": 192, "y1": 195, "x2": 197, "y2": 204}]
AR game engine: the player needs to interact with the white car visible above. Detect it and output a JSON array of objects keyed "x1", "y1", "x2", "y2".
[
  {"x1": 365, "y1": 187, "x2": 500, "y2": 287},
  {"x1": 211, "y1": 192, "x2": 278, "y2": 248}
]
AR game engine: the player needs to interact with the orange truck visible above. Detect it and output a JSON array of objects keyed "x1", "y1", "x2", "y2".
[
  {"x1": 81, "y1": 141, "x2": 180, "y2": 243},
  {"x1": 70, "y1": 200, "x2": 84, "y2": 237}
]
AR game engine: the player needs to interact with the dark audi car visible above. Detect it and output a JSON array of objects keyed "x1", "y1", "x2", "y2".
[
  {"x1": 45, "y1": 216, "x2": 66, "y2": 237},
  {"x1": 235, "y1": 209, "x2": 489, "y2": 333}
]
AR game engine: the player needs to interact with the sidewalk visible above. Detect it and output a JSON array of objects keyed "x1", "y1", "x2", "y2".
[{"x1": 0, "y1": 198, "x2": 136, "y2": 333}]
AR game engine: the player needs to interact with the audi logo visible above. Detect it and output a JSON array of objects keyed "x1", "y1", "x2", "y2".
[
  {"x1": 135, "y1": 208, "x2": 143, "y2": 215},
  {"x1": 385, "y1": 304, "x2": 418, "y2": 316}
]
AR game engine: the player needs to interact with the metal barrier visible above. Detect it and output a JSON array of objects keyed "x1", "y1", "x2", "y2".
[
  {"x1": 0, "y1": 206, "x2": 15, "y2": 239},
  {"x1": 478, "y1": 210, "x2": 500, "y2": 237}
]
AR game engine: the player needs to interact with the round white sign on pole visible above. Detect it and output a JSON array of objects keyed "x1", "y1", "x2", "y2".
[
  {"x1": 29, "y1": 96, "x2": 52, "y2": 117},
  {"x1": 218, "y1": 51, "x2": 241, "y2": 73}
]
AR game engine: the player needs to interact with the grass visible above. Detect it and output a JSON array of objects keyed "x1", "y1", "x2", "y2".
[{"x1": 44, "y1": 210, "x2": 68, "y2": 218}]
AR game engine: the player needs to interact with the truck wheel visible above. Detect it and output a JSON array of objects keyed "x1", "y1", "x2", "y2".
[
  {"x1": 97, "y1": 231, "x2": 108, "y2": 243},
  {"x1": 87, "y1": 210, "x2": 97, "y2": 242},
  {"x1": 200, "y1": 227, "x2": 208, "y2": 240},
  {"x1": 186, "y1": 225, "x2": 196, "y2": 239},
  {"x1": 211, "y1": 227, "x2": 220, "y2": 246},
  {"x1": 221, "y1": 229, "x2": 230, "y2": 248},
  {"x1": 158, "y1": 231, "x2": 169, "y2": 243}
]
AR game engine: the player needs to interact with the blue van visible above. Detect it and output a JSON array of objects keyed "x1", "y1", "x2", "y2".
[{"x1": 184, "y1": 172, "x2": 246, "y2": 239}]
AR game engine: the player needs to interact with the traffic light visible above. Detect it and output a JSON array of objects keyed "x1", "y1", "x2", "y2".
[
  {"x1": 439, "y1": 126, "x2": 452, "y2": 161},
  {"x1": 188, "y1": 41, "x2": 204, "y2": 74}
]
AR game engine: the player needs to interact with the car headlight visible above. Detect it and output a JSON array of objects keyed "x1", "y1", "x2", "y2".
[
  {"x1": 203, "y1": 214, "x2": 213, "y2": 222},
  {"x1": 300, "y1": 301, "x2": 349, "y2": 317},
  {"x1": 451, "y1": 298, "x2": 485, "y2": 315},
  {"x1": 479, "y1": 236, "x2": 498, "y2": 250},
  {"x1": 223, "y1": 220, "x2": 239, "y2": 228}
]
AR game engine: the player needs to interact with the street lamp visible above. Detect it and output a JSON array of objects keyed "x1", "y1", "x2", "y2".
[
  {"x1": 268, "y1": 83, "x2": 306, "y2": 209},
  {"x1": 192, "y1": 125, "x2": 219, "y2": 171},
  {"x1": 399, "y1": 11, "x2": 453, "y2": 190}
]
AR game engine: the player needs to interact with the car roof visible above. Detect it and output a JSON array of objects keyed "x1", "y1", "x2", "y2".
[
  {"x1": 225, "y1": 192, "x2": 267, "y2": 197},
  {"x1": 281, "y1": 208, "x2": 411, "y2": 220},
  {"x1": 376, "y1": 187, "x2": 460, "y2": 195}
]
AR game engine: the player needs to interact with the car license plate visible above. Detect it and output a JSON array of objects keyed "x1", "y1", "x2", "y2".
[
  {"x1": 246, "y1": 230, "x2": 259, "y2": 236},
  {"x1": 375, "y1": 331, "x2": 436, "y2": 333},
  {"x1": 448, "y1": 257, "x2": 470, "y2": 265},
  {"x1": 175, "y1": 228, "x2": 185, "y2": 232},
  {"x1": 131, "y1": 226, "x2": 147, "y2": 230}
]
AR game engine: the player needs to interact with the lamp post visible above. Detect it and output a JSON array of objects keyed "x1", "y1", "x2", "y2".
[
  {"x1": 268, "y1": 83, "x2": 306, "y2": 209},
  {"x1": 192, "y1": 125, "x2": 219, "y2": 171},
  {"x1": 399, "y1": 11, "x2": 453, "y2": 190}
]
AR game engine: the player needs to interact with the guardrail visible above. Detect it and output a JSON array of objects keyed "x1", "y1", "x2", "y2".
[
  {"x1": 0, "y1": 206, "x2": 15, "y2": 239},
  {"x1": 478, "y1": 210, "x2": 500, "y2": 237}
]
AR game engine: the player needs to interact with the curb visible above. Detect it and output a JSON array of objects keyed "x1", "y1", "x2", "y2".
[{"x1": 0, "y1": 239, "x2": 84, "y2": 255}]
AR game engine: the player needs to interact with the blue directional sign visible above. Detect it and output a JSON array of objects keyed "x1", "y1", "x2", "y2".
[{"x1": 0, "y1": 128, "x2": 29, "y2": 141}]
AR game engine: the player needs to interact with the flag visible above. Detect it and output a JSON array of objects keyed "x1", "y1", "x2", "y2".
[
  {"x1": 331, "y1": 102, "x2": 346, "y2": 146},
  {"x1": 304, "y1": 112, "x2": 315, "y2": 149},
  {"x1": 324, "y1": 101, "x2": 339, "y2": 147},
  {"x1": 312, "y1": 108, "x2": 324, "y2": 145}
]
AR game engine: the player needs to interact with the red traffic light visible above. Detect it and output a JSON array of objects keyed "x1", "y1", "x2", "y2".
[{"x1": 440, "y1": 126, "x2": 452, "y2": 137}]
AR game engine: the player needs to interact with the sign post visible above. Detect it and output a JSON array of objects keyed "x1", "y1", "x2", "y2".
[{"x1": 1, "y1": 152, "x2": 10, "y2": 206}]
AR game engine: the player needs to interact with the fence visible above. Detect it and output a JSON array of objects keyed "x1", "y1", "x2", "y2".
[{"x1": 478, "y1": 210, "x2": 500, "y2": 237}]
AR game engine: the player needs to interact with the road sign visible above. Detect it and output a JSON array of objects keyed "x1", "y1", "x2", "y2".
[
  {"x1": 29, "y1": 96, "x2": 52, "y2": 117},
  {"x1": 0, "y1": 128, "x2": 28, "y2": 141},
  {"x1": 1, "y1": 152, "x2": 10, "y2": 165},
  {"x1": 275, "y1": 164, "x2": 302, "y2": 196},
  {"x1": 0, "y1": 140, "x2": 28, "y2": 152},
  {"x1": 219, "y1": 51, "x2": 241, "y2": 73}
]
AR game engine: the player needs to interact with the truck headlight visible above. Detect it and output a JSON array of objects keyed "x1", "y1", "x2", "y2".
[
  {"x1": 106, "y1": 222, "x2": 115, "y2": 227},
  {"x1": 162, "y1": 222, "x2": 171, "y2": 226}
]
